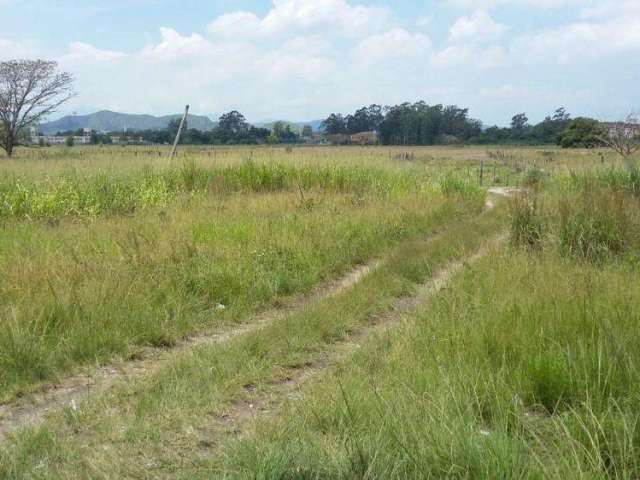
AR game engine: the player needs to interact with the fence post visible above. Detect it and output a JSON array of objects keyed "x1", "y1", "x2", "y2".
[{"x1": 169, "y1": 105, "x2": 189, "y2": 158}]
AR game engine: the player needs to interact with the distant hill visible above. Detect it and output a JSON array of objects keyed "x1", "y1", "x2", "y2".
[
  {"x1": 40, "y1": 110, "x2": 216, "y2": 134},
  {"x1": 255, "y1": 119, "x2": 324, "y2": 133}
]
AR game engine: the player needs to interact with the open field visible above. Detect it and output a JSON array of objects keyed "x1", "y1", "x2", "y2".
[{"x1": 0, "y1": 145, "x2": 639, "y2": 478}]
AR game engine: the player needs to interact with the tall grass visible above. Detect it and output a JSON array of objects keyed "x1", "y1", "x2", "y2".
[
  {"x1": 0, "y1": 160, "x2": 429, "y2": 220},
  {"x1": 0, "y1": 197, "x2": 506, "y2": 479},
  {"x1": 199, "y1": 170, "x2": 640, "y2": 479},
  {"x1": 510, "y1": 170, "x2": 640, "y2": 261},
  {"x1": 0, "y1": 157, "x2": 485, "y2": 399},
  {"x1": 214, "y1": 244, "x2": 640, "y2": 479}
]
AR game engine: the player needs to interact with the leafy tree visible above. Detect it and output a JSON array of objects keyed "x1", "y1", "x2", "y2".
[
  {"x1": 90, "y1": 130, "x2": 100, "y2": 145},
  {"x1": 271, "y1": 122, "x2": 299, "y2": 144},
  {"x1": 557, "y1": 117, "x2": 605, "y2": 148},
  {"x1": 272, "y1": 121, "x2": 287, "y2": 139},
  {"x1": 65, "y1": 136, "x2": 74, "y2": 147},
  {"x1": 301, "y1": 125, "x2": 313, "y2": 138},
  {"x1": 552, "y1": 107, "x2": 570, "y2": 122},
  {"x1": 511, "y1": 113, "x2": 529, "y2": 130},
  {"x1": 375, "y1": 102, "x2": 480, "y2": 145},
  {"x1": 531, "y1": 107, "x2": 571, "y2": 144},
  {"x1": 217, "y1": 111, "x2": 248, "y2": 135},
  {"x1": 321, "y1": 114, "x2": 347, "y2": 135},
  {"x1": 167, "y1": 118, "x2": 187, "y2": 144}
]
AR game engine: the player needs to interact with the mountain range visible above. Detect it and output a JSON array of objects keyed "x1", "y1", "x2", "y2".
[
  {"x1": 39, "y1": 111, "x2": 217, "y2": 134},
  {"x1": 39, "y1": 111, "x2": 324, "y2": 135}
]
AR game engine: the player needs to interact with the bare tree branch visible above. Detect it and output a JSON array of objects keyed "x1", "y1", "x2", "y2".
[
  {"x1": 0, "y1": 59, "x2": 75, "y2": 157},
  {"x1": 599, "y1": 114, "x2": 640, "y2": 171}
]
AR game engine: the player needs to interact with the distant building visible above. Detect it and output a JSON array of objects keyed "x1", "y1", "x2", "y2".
[
  {"x1": 350, "y1": 131, "x2": 378, "y2": 145},
  {"x1": 30, "y1": 135, "x2": 91, "y2": 145},
  {"x1": 325, "y1": 133, "x2": 351, "y2": 145},
  {"x1": 324, "y1": 132, "x2": 379, "y2": 145},
  {"x1": 602, "y1": 121, "x2": 640, "y2": 138}
]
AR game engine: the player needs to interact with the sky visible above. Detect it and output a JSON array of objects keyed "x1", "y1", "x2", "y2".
[{"x1": 1, "y1": 0, "x2": 639, "y2": 125}]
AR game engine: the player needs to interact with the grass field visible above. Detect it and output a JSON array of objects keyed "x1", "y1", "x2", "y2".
[{"x1": 0, "y1": 145, "x2": 638, "y2": 479}]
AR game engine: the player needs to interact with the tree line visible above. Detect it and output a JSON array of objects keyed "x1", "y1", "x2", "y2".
[
  {"x1": 55, "y1": 111, "x2": 307, "y2": 146},
  {"x1": 322, "y1": 103, "x2": 606, "y2": 148},
  {"x1": 0, "y1": 59, "x2": 624, "y2": 156}
]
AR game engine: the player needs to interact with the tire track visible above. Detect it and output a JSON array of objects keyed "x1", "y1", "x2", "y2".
[
  {"x1": 0, "y1": 189, "x2": 513, "y2": 442},
  {"x1": 198, "y1": 234, "x2": 506, "y2": 447},
  {"x1": 0, "y1": 259, "x2": 380, "y2": 442}
]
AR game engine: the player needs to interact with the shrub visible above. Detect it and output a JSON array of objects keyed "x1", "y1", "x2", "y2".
[
  {"x1": 557, "y1": 117, "x2": 605, "y2": 148},
  {"x1": 522, "y1": 167, "x2": 546, "y2": 188},
  {"x1": 558, "y1": 188, "x2": 634, "y2": 260},
  {"x1": 510, "y1": 193, "x2": 544, "y2": 250}
]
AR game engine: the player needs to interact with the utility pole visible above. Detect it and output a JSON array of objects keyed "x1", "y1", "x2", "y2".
[{"x1": 169, "y1": 104, "x2": 189, "y2": 158}]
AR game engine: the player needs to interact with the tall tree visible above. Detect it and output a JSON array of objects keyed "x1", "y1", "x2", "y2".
[
  {"x1": 557, "y1": 117, "x2": 605, "y2": 148},
  {"x1": 321, "y1": 113, "x2": 347, "y2": 135},
  {"x1": 511, "y1": 113, "x2": 529, "y2": 131},
  {"x1": 301, "y1": 125, "x2": 313, "y2": 138},
  {"x1": 0, "y1": 60, "x2": 74, "y2": 156},
  {"x1": 217, "y1": 110, "x2": 248, "y2": 135}
]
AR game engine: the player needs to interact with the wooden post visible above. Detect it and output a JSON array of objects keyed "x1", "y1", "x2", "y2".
[
  {"x1": 479, "y1": 160, "x2": 484, "y2": 185},
  {"x1": 169, "y1": 105, "x2": 189, "y2": 158}
]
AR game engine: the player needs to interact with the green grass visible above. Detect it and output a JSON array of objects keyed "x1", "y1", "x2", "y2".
[
  {"x1": 214, "y1": 211, "x2": 640, "y2": 479},
  {"x1": 0, "y1": 154, "x2": 486, "y2": 400},
  {"x1": 1, "y1": 145, "x2": 639, "y2": 479},
  {"x1": 198, "y1": 169, "x2": 640, "y2": 479},
  {"x1": 0, "y1": 159, "x2": 433, "y2": 220},
  {"x1": 0, "y1": 194, "x2": 506, "y2": 479}
]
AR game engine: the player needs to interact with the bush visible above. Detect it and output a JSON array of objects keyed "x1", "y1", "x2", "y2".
[
  {"x1": 557, "y1": 118, "x2": 605, "y2": 148},
  {"x1": 558, "y1": 188, "x2": 635, "y2": 260},
  {"x1": 522, "y1": 167, "x2": 546, "y2": 188},
  {"x1": 510, "y1": 193, "x2": 544, "y2": 250}
]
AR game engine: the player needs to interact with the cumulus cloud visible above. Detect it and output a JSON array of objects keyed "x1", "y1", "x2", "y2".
[
  {"x1": 62, "y1": 42, "x2": 126, "y2": 62},
  {"x1": 0, "y1": 37, "x2": 38, "y2": 59},
  {"x1": 352, "y1": 29, "x2": 431, "y2": 65},
  {"x1": 139, "y1": 27, "x2": 213, "y2": 61},
  {"x1": 432, "y1": 44, "x2": 506, "y2": 68},
  {"x1": 448, "y1": 0, "x2": 596, "y2": 10},
  {"x1": 448, "y1": 11, "x2": 506, "y2": 43},
  {"x1": 4, "y1": 0, "x2": 638, "y2": 125},
  {"x1": 208, "y1": 0, "x2": 393, "y2": 39},
  {"x1": 511, "y1": 13, "x2": 640, "y2": 63}
]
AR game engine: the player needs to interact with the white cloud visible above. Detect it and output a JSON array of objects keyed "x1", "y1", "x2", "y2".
[
  {"x1": 282, "y1": 35, "x2": 333, "y2": 55},
  {"x1": 255, "y1": 50, "x2": 335, "y2": 82},
  {"x1": 432, "y1": 44, "x2": 505, "y2": 68},
  {"x1": 511, "y1": 14, "x2": 640, "y2": 64},
  {"x1": 448, "y1": 0, "x2": 595, "y2": 10},
  {"x1": 139, "y1": 27, "x2": 213, "y2": 61},
  {"x1": 353, "y1": 28, "x2": 431, "y2": 65},
  {"x1": 208, "y1": 0, "x2": 393, "y2": 39},
  {"x1": 581, "y1": 0, "x2": 640, "y2": 19},
  {"x1": 448, "y1": 11, "x2": 506, "y2": 43},
  {"x1": 207, "y1": 11, "x2": 262, "y2": 38},
  {"x1": 4, "y1": 0, "x2": 638, "y2": 125},
  {"x1": 0, "y1": 37, "x2": 38, "y2": 59},
  {"x1": 62, "y1": 42, "x2": 126, "y2": 62}
]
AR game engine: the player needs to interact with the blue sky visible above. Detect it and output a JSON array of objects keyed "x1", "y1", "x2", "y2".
[{"x1": 2, "y1": 0, "x2": 639, "y2": 125}]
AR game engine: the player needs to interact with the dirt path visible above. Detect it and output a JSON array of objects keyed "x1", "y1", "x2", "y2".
[
  {"x1": 0, "y1": 260, "x2": 380, "y2": 442},
  {"x1": 206, "y1": 234, "x2": 506, "y2": 445},
  {"x1": 0, "y1": 189, "x2": 513, "y2": 443}
]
